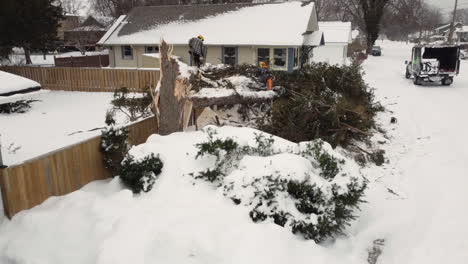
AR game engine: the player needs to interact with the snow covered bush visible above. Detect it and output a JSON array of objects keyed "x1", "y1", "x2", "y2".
[
  {"x1": 101, "y1": 114, "x2": 130, "y2": 175},
  {"x1": 119, "y1": 153, "x2": 163, "y2": 194},
  {"x1": 110, "y1": 87, "x2": 153, "y2": 122},
  {"x1": 193, "y1": 127, "x2": 367, "y2": 242}
]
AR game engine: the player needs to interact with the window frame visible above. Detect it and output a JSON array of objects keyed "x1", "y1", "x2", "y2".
[
  {"x1": 144, "y1": 46, "x2": 159, "y2": 54},
  {"x1": 222, "y1": 46, "x2": 238, "y2": 66},
  {"x1": 121, "y1": 45, "x2": 134, "y2": 60},
  {"x1": 273, "y1": 48, "x2": 287, "y2": 68},
  {"x1": 257, "y1": 48, "x2": 270, "y2": 66}
]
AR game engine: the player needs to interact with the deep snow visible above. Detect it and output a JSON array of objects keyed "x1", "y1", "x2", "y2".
[
  {"x1": 0, "y1": 91, "x2": 122, "y2": 165},
  {"x1": 0, "y1": 41, "x2": 468, "y2": 263}
]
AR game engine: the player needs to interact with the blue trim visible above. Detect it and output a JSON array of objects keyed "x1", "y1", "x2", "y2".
[{"x1": 287, "y1": 48, "x2": 294, "y2": 72}]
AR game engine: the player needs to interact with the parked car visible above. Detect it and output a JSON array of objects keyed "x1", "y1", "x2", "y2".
[
  {"x1": 371, "y1": 46, "x2": 382, "y2": 56},
  {"x1": 405, "y1": 44, "x2": 461, "y2": 86}
]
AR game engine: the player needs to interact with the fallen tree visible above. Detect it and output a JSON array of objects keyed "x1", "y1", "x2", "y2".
[{"x1": 155, "y1": 41, "x2": 280, "y2": 133}]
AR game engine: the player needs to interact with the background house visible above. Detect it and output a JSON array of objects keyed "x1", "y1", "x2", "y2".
[
  {"x1": 64, "y1": 15, "x2": 115, "y2": 52},
  {"x1": 98, "y1": 2, "x2": 324, "y2": 71},
  {"x1": 456, "y1": 26, "x2": 468, "y2": 46},
  {"x1": 312, "y1": 22, "x2": 352, "y2": 65},
  {"x1": 432, "y1": 22, "x2": 463, "y2": 38},
  {"x1": 57, "y1": 13, "x2": 81, "y2": 42}
]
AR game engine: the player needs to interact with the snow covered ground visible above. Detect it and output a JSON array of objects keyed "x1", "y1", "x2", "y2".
[
  {"x1": 0, "y1": 41, "x2": 467, "y2": 263},
  {"x1": 0, "y1": 91, "x2": 120, "y2": 165}
]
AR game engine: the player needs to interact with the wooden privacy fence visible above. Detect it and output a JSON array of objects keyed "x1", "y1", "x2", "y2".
[
  {"x1": 0, "y1": 66, "x2": 160, "y2": 92},
  {"x1": 54, "y1": 54, "x2": 110, "y2": 68},
  {"x1": 0, "y1": 116, "x2": 158, "y2": 219}
]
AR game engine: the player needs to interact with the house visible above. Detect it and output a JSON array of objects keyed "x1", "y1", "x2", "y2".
[
  {"x1": 57, "y1": 13, "x2": 81, "y2": 41},
  {"x1": 433, "y1": 22, "x2": 463, "y2": 37},
  {"x1": 97, "y1": 2, "x2": 324, "y2": 71},
  {"x1": 64, "y1": 15, "x2": 115, "y2": 51},
  {"x1": 456, "y1": 26, "x2": 468, "y2": 44},
  {"x1": 312, "y1": 22, "x2": 352, "y2": 65}
]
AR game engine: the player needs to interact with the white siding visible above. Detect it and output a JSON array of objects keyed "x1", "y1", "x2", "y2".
[{"x1": 312, "y1": 44, "x2": 347, "y2": 65}]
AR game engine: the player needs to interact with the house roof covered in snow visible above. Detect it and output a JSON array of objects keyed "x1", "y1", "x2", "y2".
[
  {"x1": 319, "y1": 22, "x2": 352, "y2": 44},
  {"x1": 98, "y1": 2, "x2": 323, "y2": 47}
]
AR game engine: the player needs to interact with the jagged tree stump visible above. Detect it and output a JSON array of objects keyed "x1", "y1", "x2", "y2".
[{"x1": 158, "y1": 40, "x2": 193, "y2": 135}]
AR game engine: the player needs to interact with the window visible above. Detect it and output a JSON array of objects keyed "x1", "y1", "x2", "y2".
[
  {"x1": 274, "y1": 48, "x2": 287, "y2": 67},
  {"x1": 121, "y1": 46, "x2": 133, "y2": 60},
  {"x1": 257, "y1": 48, "x2": 270, "y2": 66},
  {"x1": 223, "y1": 47, "x2": 237, "y2": 66},
  {"x1": 145, "y1": 46, "x2": 159, "y2": 53}
]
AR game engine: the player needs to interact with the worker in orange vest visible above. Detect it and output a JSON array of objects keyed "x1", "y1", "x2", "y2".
[{"x1": 257, "y1": 61, "x2": 273, "y2": 90}]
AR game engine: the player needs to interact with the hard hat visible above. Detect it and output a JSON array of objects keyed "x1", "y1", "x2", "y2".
[
  {"x1": 198, "y1": 35, "x2": 204, "y2": 41},
  {"x1": 259, "y1": 61, "x2": 268, "y2": 68}
]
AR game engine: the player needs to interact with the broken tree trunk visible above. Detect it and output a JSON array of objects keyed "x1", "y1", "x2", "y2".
[
  {"x1": 158, "y1": 40, "x2": 193, "y2": 135},
  {"x1": 190, "y1": 92, "x2": 277, "y2": 108}
]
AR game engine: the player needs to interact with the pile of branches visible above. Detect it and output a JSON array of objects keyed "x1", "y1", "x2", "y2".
[
  {"x1": 0, "y1": 100, "x2": 39, "y2": 114},
  {"x1": 259, "y1": 63, "x2": 383, "y2": 147},
  {"x1": 191, "y1": 64, "x2": 262, "y2": 93},
  {"x1": 189, "y1": 64, "x2": 279, "y2": 108}
]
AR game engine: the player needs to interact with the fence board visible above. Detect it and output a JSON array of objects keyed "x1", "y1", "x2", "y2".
[
  {"x1": 0, "y1": 116, "x2": 159, "y2": 218},
  {"x1": 0, "y1": 66, "x2": 160, "y2": 92}
]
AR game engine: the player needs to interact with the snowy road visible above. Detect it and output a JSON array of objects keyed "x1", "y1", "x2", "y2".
[{"x1": 360, "y1": 41, "x2": 468, "y2": 263}]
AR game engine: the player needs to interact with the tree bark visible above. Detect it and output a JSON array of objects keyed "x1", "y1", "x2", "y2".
[
  {"x1": 158, "y1": 40, "x2": 192, "y2": 135},
  {"x1": 24, "y1": 46, "x2": 32, "y2": 65},
  {"x1": 190, "y1": 93, "x2": 276, "y2": 108}
]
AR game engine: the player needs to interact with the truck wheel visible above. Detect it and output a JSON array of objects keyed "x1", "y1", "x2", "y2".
[
  {"x1": 414, "y1": 76, "x2": 422, "y2": 85},
  {"x1": 442, "y1": 77, "x2": 453, "y2": 86},
  {"x1": 405, "y1": 69, "x2": 411, "y2": 79}
]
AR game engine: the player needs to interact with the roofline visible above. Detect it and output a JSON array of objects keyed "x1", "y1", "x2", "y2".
[
  {"x1": 130, "y1": 2, "x2": 273, "y2": 9},
  {"x1": 102, "y1": 43, "x2": 305, "y2": 47},
  {"x1": 97, "y1": 15, "x2": 127, "y2": 45}
]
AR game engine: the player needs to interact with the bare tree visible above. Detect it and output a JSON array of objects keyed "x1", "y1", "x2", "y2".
[
  {"x1": 92, "y1": 0, "x2": 144, "y2": 17},
  {"x1": 60, "y1": 0, "x2": 85, "y2": 14},
  {"x1": 313, "y1": 0, "x2": 337, "y2": 20},
  {"x1": 340, "y1": 0, "x2": 390, "y2": 53}
]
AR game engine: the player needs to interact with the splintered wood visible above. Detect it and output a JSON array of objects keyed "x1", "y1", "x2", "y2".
[{"x1": 158, "y1": 40, "x2": 193, "y2": 135}]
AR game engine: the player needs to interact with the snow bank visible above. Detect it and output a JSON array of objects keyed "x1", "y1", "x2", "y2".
[
  {"x1": 0, "y1": 71, "x2": 41, "y2": 96},
  {"x1": 0, "y1": 126, "x2": 367, "y2": 264},
  {"x1": 0, "y1": 91, "x2": 124, "y2": 165}
]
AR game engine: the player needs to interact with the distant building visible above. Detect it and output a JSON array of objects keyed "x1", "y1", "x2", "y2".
[
  {"x1": 64, "y1": 16, "x2": 115, "y2": 51},
  {"x1": 57, "y1": 14, "x2": 81, "y2": 41},
  {"x1": 313, "y1": 22, "x2": 352, "y2": 65},
  {"x1": 98, "y1": 2, "x2": 325, "y2": 71},
  {"x1": 456, "y1": 26, "x2": 468, "y2": 44},
  {"x1": 432, "y1": 23, "x2": 464, "y2": 37}
]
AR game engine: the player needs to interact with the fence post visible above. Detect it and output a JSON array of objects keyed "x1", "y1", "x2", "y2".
[{"x1": 0, "y1": 135, "x2": 5, "y2": 169}]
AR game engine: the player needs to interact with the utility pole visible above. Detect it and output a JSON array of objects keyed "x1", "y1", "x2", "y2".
[{"x1": 448, "y1": 0, "x2": 459, "y2": 43}]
